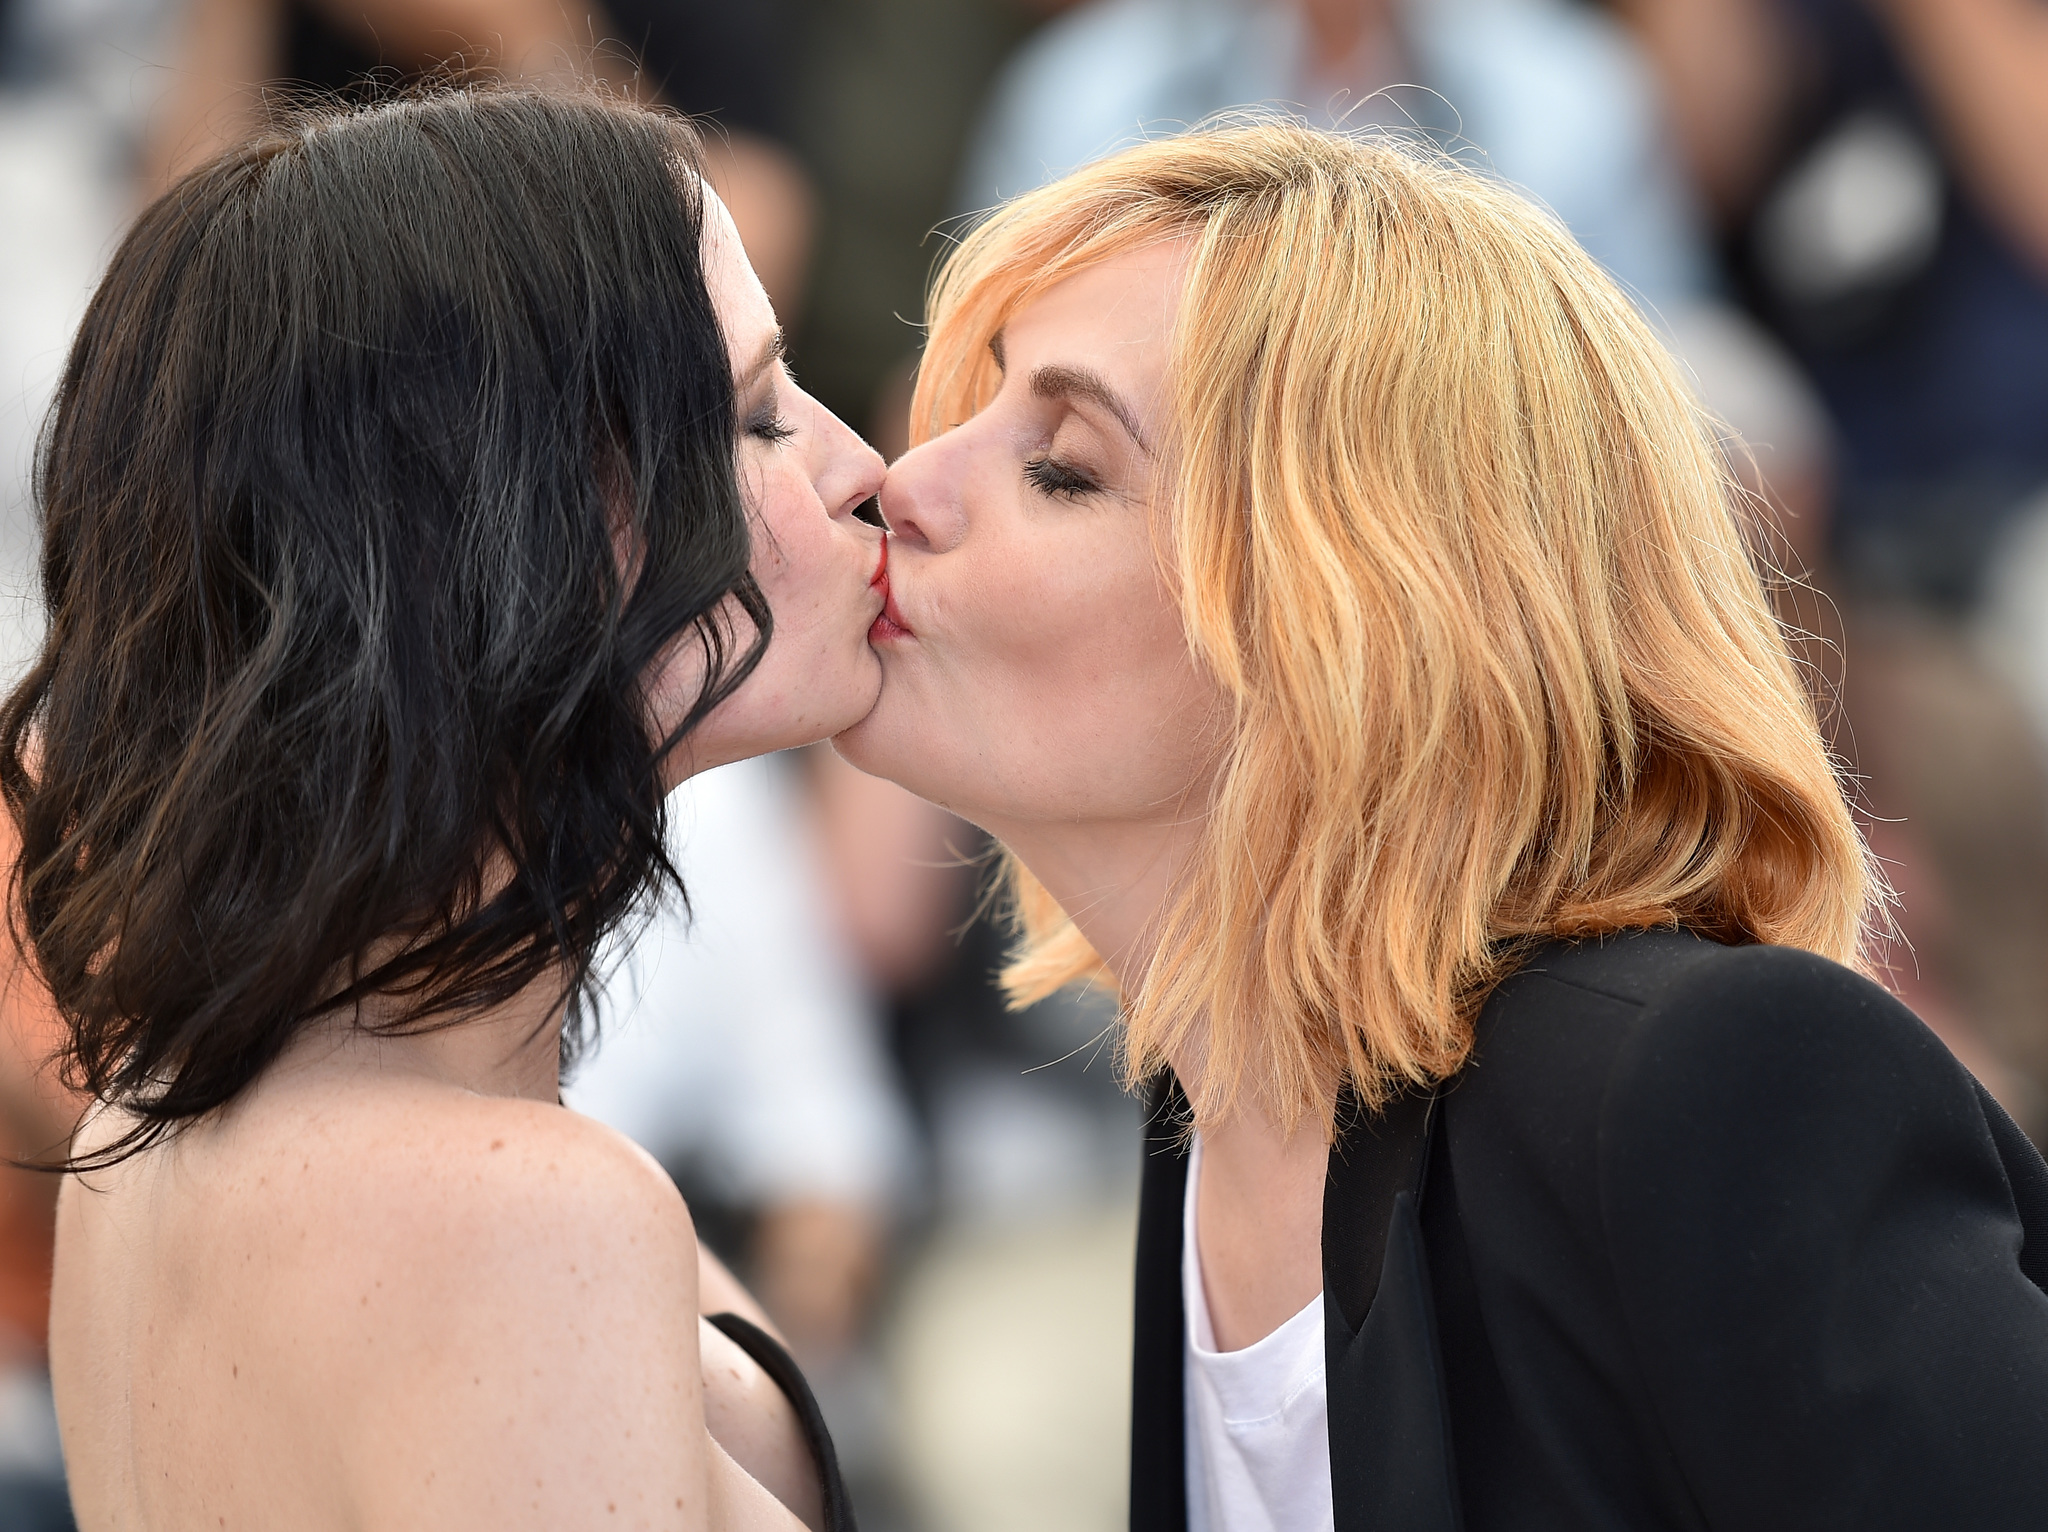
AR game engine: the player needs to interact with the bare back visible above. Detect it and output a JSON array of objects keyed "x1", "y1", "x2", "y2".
[{"x1": 52, "y1": 1042, "x2": 812, "y2": 1531}]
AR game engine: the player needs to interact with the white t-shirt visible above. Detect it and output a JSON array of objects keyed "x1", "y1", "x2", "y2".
[{"x1": 1182, "y1": 1135, "x2": 1336, "y2": 1532}]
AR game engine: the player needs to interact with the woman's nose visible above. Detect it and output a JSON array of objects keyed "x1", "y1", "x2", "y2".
[
  {"x1": 877, "y1": 437, "x2": 967, "y2": 554},
  {"x1": 815, "y1": 410, "x2": 886, "y2": 522},
  {"x1": 802, "y1": 385, "x2": 884, "y2": 524}
]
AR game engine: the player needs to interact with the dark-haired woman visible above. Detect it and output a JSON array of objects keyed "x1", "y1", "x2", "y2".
[{"x1": 7, "y1": 91, "x2": 884, "y2": 1530}]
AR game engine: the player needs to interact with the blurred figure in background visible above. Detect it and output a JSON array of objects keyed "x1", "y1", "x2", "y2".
[
  {"x1": 0, "y1": 814, "x2": 79, "y2": 1532},
  {"x1": 143, "y1": 0, "x2": 621, "y2": 182},
  {"x1": 1, "y1": 12, "x2": 169, "y2": 1523},
  {"x1": 964, "y1": 0, "x2": 1703, "y2": 304},
  {"x1": 602, "y1": 0, "x2": 814, "y2": 317},
  {"x1": 1, "y1": 0, "x2": 173, "y2": 676},
  {"x1": 783, "y1": 0, "x2": 1073, "y2": 460},
  {"x1": 1616, "y1": 0, "x2": 2048, "y2": 1137},
  {"x1": 149, "y1": 0, "x2": 816, "y2": 315}
]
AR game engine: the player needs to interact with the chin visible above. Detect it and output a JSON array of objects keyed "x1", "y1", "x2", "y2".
[
  {"x1": 676, "y1": 647, "x2": 885, "y2": 780},
  {"x1": 829, "y1": 707, "x2": 883, "y2": 771},
  {"x1": 769, "y1": 664, "x2": 868, "y2": 761},
  {"x1": 832, "y1": 701, "x2": 949, "y2": 809},
  {"x1": 829, "y1": 697, "x2": 906, "y2": 779}
]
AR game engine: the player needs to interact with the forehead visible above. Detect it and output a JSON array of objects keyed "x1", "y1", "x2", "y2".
[
  {"x1": 701, "y1": 183, "x2": 774, "y2": 352},
  {"x1": 999, "y1": 241, "x2": 1189, "y2": 378}
]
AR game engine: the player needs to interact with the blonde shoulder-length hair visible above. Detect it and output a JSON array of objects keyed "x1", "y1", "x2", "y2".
[{"x1": 912, "y1": 121, "x2": 1876, "y2": 1135}]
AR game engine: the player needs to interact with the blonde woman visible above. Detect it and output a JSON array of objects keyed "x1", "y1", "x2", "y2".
[{"x1": 839, "y1": 123, "x2": 2048, "y2": 1530}]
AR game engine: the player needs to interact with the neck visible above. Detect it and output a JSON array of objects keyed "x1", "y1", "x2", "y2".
[
  {"x1": 993, "y1": 789, "x2": 1331, "y2": 1347},
  {"x1": 997, "y1": 803, "x2": 1329, "y2": 1350},
  {"x1": 1182, "y1": 1061, "x2": 1328, "y2": 1351},
  {"x1": 282, "y1": 967, "x2": 570, "y2": 1104},
  {"x1": 987, "y1": 808, "x2": 1206, "y2": 1000}
]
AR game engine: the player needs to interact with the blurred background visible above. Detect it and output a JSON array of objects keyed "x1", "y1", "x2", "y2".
[{"x1": 2, "y1": 1, "x2": 2045, "y2": 1528}]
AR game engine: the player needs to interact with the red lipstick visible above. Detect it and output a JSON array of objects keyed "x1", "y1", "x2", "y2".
[{"x1": 868, "y1": 536, "x2": 913, "y2": 642}]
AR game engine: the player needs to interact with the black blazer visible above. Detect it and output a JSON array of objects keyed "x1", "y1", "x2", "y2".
[{"x1": 1131, "y1": 929, "x2": 2048, "y2": 1531}]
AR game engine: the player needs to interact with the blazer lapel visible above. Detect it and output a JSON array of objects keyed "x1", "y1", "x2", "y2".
[
  {"x1": 1130, "y1": 1073, "x2": 1192, "y2": 1532},
  {"x1": 1126, "y1": 1076, "x2": 1463, "y2": 1532},
  {"x1": 1324, "y1": 1089, "x2": 1464, "y2": 1532}
]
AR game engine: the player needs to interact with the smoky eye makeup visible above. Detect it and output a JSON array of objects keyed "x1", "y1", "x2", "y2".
[
  {"x1": 742, "y1": 375, "x2": 796, "y2": 445},
  {"x1": 746, "y1": 406, "x2": 796, "y2": 445}
]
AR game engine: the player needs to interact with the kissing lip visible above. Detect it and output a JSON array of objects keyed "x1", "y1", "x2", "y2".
[
  {"x1": 880, "y1": 585, "x2": 913, "y2": 636},
  {"x1": 868, "y1": 537, "x2": 914, "y2": 641}
]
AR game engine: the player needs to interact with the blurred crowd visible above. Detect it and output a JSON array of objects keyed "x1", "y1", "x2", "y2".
[{"x1": 3, "y1": 0, "x2": 2046, "y2": 1528}]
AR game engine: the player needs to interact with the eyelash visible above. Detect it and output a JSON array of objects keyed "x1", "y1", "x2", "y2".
[
  {"x1": 746, "y1": 409, "x2": 796, "y2": 446},
  {"x1": 1023, "y1": 455, "x2": 1100, "y2": 499}
]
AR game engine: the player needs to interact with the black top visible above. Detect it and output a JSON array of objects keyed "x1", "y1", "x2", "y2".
[{"x1": 1132, "y1": 929, "x2": 2048, "y2": 1531}]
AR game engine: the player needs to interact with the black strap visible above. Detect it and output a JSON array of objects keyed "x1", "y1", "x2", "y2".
[
  {"x1": 705, "y1": 1312, "x2": 858, "y2": 1532},
  {"x1": 1130, "y1": 1073, "x2": 1192, "y2": 1532}
]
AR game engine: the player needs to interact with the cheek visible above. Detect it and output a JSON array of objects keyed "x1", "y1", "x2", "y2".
[
  {"x1": 745, "y1": 466, "x2": 853, "y2": 636},
  {"x1": 925, "y1": 525, "x2": 1214, "y2": 817},
  {"x1": 992, "y1": 560, "x2": 1156, "y2": 706},
  {"x1": 747, "y1": 472, "x2": 817, "y2": 600}
]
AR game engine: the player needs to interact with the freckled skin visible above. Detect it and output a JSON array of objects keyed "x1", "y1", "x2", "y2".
[{"x1": 56, "y1": 1069, "x2": 822, "y2": 1530}]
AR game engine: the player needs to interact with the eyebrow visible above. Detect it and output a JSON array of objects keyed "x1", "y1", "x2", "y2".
[
  {"x1": 739, "y1": 329, "x2": 787, "y2": 394},
  {"x1": 1030, "y1": 363, "x2": 1151, "y2": 455},
  {"x1": 990, "y1": 327, "x2": 1151, "y2": 455}
]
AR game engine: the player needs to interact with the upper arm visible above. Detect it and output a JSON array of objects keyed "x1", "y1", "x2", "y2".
[
  {"x1": 1597, "y1": 947, "x2": 2048, "y2": 1527},
  {"x1": 699, "y1": 1243, "x2": 777, "y2": 1335}
]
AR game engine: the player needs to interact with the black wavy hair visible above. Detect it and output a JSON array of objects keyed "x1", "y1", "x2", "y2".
[{"x1": 0, "y1": 87, "x2": 768, "y2": 1166}]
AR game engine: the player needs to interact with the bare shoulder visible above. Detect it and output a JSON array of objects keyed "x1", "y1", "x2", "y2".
[
  {"x1": 223, "y1": 1083, "x2": 713, "y2": 1526},
  {"x1": 345, "y1": 1086, "x2": 690, "y2": 1260},
  {"x1": 205, "y1": 1076, "x2": 698, "y2": 1297},
  {"x1": 55, "y1": 1072, "x2": 733, "y2": 1530}
]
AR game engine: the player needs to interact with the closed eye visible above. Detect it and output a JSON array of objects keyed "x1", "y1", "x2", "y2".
[{"x1": 1024, "y1": 455, "x2": 1100, "y2": 499}]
